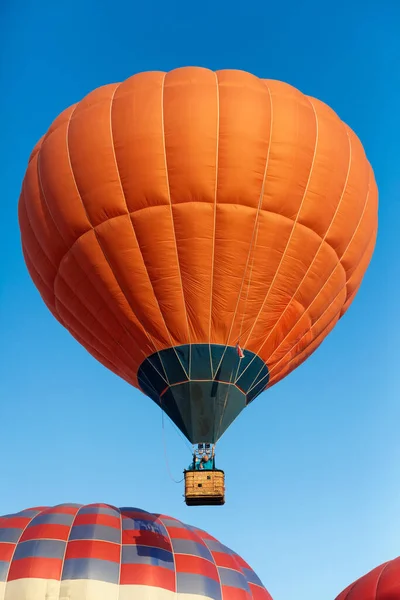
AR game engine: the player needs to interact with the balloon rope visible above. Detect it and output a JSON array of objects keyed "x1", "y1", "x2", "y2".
[
  {"x1": 211, "y1": 209, "x2": 262, "y2": 443},
  {"x1": 161, "y1": 408, "x2": 184, "y2": 484},
  {"x1": 210, "y1": 85, "x2": 273, "y2": 381},
  {"x1": 232, "y1": 219, "x2": 261, "y2": 385},
  {"x1": 237, "y1": 205, "x2": 262, "y2": 345},
  {"x1": 210, "y1": 203, "x2": 263, "y2": 380},
  {"x1": 214, "y1": 362, "x2": 238, "y2": 445},
  {"x1": 160, "y1": 395, "x2": 192, "y2": 483},
  {"x1": 235, "y1": 171, "x2": 371, "y2": 389}
]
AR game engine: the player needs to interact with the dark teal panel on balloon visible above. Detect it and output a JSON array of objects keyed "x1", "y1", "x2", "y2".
[{"x1": 137, "y1": 344, "x2": 269, "y2": 443}]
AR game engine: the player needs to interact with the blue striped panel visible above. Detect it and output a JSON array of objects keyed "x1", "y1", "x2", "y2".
[
  {"x1": 123, "y1": 518, "x2": 167, "y2": 536},
  {"x1": 78, "y1": 506, "x2": 120, "y2": 518},
  {"x1": 243, "y1": 567, "x2": 264, "y2": 587},
  {"x1": 218, "y1": 567, "x2": 251, "y2": 591},
  {"x1": 14, "y1": 510, "x2": 42, "y2": 518},
  {"x1": 171, "y1": 539, "x2": 213, "y2": 561},
  {"x1": 205, "y1": 540, "x2": 233, "y2": 555},
  {"x1": 54, "y1": 504, "x2": 81, "y2": 509},
  {"x1": 159, "y1": 518, "x2": 185, "y2": 528},
  {"x1": 69, "y1": 524, "x2": 121, "y2": 543},
  {"x1": 0, "y1": 529, "x2": 21, "y2": 543},
  {"x1": 62, "y1": 558, "x2": 119, "y2": 584},
  {"x1": 177, "y1": 572, "x2": 222, "y2": 600},
  {"x1": 29, "y1": 513, "x2": 75, "y2": 526},
  {"x1": 0, "y1": 509, "x2": 40, "y2": 519},
  {"x1": 187, "y1": 525, "x2": 208, "y2": 536},
  {"x1": 120, "y1": 507, "x2": 151, "y2": 515},
  {"x1": 0, "y1": 561, "x2": 9, "y2": 582},
  {"x1": 13, "y1": 539, "x2": 65, "y2": 560},
  {"x1": 122, "y1": 545, "x2": 174, "y2": 570}
]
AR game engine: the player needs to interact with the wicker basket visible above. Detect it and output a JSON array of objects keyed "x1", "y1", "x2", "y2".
[{"x1": 184, "y1": 469, "x2": 225, "y2": 506}]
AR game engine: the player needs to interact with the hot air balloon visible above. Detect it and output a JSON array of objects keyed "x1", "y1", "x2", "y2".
[
  {"x1": 18, "y1": 67, "x2": 378, "y2": 503},
  {"x1": 335, "y1": 557, "x2": 400, "y2": 599},
  {"x1": 0, "y1": 502, "x2": 272, "y2": 599}
]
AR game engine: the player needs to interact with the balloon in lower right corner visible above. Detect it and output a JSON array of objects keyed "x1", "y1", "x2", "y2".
[{"x1": 335, "y1": 556, "x2": 400, "y2": 599}]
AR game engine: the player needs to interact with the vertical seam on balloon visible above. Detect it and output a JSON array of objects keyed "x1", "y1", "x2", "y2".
[
  {"x1": 154, "y1": 517, "x2": 177, "y2": 595},
  {"x1": 244, "y1": 107, "x2": 351, "y2": 361},
  {"x1": 249, "y1": 234, "x2": 369, "y2": 393},
  {"x1": 56, "y1": 236, "x2": 161, "y2": 356},
  {"x1": 243, "y1": 97, "x2": 320, "y2": 349},
  {"x1": 201, "y1": 536, "x2": 223, "y2": 599},
  {"x1": 211, "y1": 82, "x2": 274, "y2": 383},
  {"x1": 108, "y1": 83, "x2": 175, "y2": 384},
  {"x1": 139, "y1": 362, "x2": 169, "y2": 405},
  {"x1": 341, "y1": 580, "x2": 360, "y2": 600},
  {"x1": 116, "y1": 507, "x2": 122, "y2": 600},
  {"x1": 57, "y1": 505, "x2": 82, "y2": 599},
  {"x1": 237, "y1": 81, "x2": 274, "y2": 337},
  {"x1": 20, "y1": 180, "x2": 65, "y2": 331},
  {"x1": 209, "y1": 71, "x2": 220, "y2": 379},
  {"x1": 266, "y1": 223, "x2": 375, "y2": 386},
  {"x1": 24, "y1": 237, "x2": 126, "y2": 378},
  {"x1": 236, "y1": 98, "x2": 320, "y2": 383},
  {"x1": 232, "y1": 81, "x2": 274, "y2": 385},
  {"x1": 54, "y1": 293, "x2": 134, "y2": 380},
  {"x1": 57, "y1": 274, "x2": 135, "y2": 378},
  {"x1": 373, "y1": 561, "x2": 391, "y2": 600},
  {"x1": 20, "y1": 180, "x2": 60, "y2": 307},
  {"x1": 36, "y1": 106, "x2": 158, "y2": 381},
  {"x1": 248, "y1": 182, "x2": 373, "y2": 391},
  {"x1": 214, "y1": 356, "x2": 240, "y2": 443},
  {"x1": 65, "y1": 99, "x2": 159, "y2": 364},
  {"x1": 23, "y1": 178, "x2": 165, "y2": 386},
  {"x1": 160, "y1": 400, "x2": 194, "y2": 453},
  {"x1": 160, "y1": 73, "x2": 192, "y2": 377},
  {"x1": 65, "y1": 99, "x2": 170, "y2": 384},
  {"x1": 3, "y1": 509, "x2": 40, "y2": 586},
  {"x1": 55, "y1": 261, "x2": 167, "y2": 385},
  {"x1": 250, "y1": 305, "x2": 341, "y2": 393},
  {"x1": 22, "y1": 183, "x2": 133, "y2": 380},
  {"x1": 238, "y1": 113, "x2": 353, "y2": 386},
  {"x1": 22, "y1": 245, "x2": 62, "y2": 321},
  {"x1": 34, "y1": 153, "x2": 68, "y2": 266},
  {"x1": 230, "y1": 552, "x2": 254, "y2": 598},
  {"x1": 56, "y1": 247, "x2": 165, "y2": 382},
  {"x1": 269, "y1": 310, "x2": 340, "y2": 386},
  {"x1": 264, "y1": 169, "x2": 373, "y2": 375}
]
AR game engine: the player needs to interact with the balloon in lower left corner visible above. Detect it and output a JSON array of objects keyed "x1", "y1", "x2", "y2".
[{"x1": 0, "y1": 502, "x2": 272, "y2": 599}]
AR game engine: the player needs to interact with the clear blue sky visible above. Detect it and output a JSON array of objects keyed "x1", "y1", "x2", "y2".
[{"x1": 0, "y1": 1, "x2": 398, "y2": 599}]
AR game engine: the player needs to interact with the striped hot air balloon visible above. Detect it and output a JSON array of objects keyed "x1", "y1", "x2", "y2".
[
  {"x1": 0, "y1": 503, "x2": 272, "y2": 599},
  {"x1": 18, "y1": 67, "x2": 378, "y2": 444}
]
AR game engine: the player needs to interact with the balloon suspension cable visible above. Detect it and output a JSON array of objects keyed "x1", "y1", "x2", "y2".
[
  {"x1": 212, "y1": 187, "x2": 264, "y2": 441},
  {"x1": 214, "y1": 364, "x2": 238, "y2": 447},
  {"x1": 160, "y1": 400, "x2": 191, "y2": 484},
  {"x1": 210, "y1": 166, "x2": 266, "y2": 386}
]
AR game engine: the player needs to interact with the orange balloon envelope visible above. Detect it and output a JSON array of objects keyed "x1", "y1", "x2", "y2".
[{"x1": 18, "y1": 67, "x2": 378, "y2": 443}]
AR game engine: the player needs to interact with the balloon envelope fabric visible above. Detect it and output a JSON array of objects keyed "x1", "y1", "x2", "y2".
[
  {"x1": 0, "y1": 503, "x2": 272, "y2": 600},
  {"x1": 18, "y1": 67, "x2": 378, "y2": 443},
  {"x1": 335, "y1": 556, "x2": 400, "y2": 600}
]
